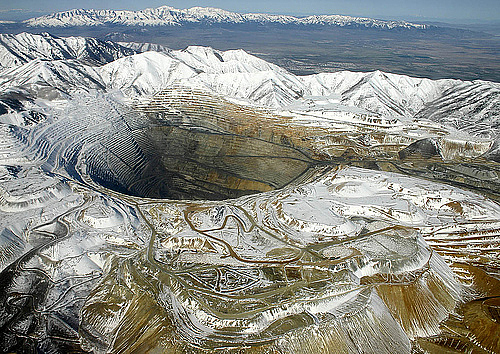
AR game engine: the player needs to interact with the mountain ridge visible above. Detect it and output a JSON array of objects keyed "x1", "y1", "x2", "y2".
[{"x1": 23, "y1": 6, "x2": 430, "y2": 30}]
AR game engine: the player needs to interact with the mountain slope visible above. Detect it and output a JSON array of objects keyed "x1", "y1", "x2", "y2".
[
  {"x1": 415, "y1": 81, "x2": 500, "y2": 138},
  {"x1": 0, "y1": 59, "x2": 104, "y2": 98},
  {"x1": 24, "y1": 6, "x2": 428, "y2": 30},
  {"x1": 300, "y1": 71, "x2": 500, "y2": 138},
  {"x1": 0, "y1": 32, "x2": 136, "y2": 70},
  {"x1": 100, "y1": 51, "x2": 197, "y2": 96},
  {"x1": 300, "y1": 71, "x2": 459, "y2": 117}
]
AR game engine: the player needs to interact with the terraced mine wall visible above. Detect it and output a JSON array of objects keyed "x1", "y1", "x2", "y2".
[{"x1": 24, "y1": 86, "x2": 498, "y2": 202}]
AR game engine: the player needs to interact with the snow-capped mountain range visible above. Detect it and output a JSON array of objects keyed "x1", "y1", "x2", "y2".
[
  {"x1": 0, "y1": 32, "x2": 498, "y2": 139},
  {"x1": 24, "y1": 6, "x2": 429, "y2": 30}
]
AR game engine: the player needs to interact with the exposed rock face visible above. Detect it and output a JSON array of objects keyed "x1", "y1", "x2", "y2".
[{"x1": 0, "y1": 34, "x2": 499, "y2": 353}]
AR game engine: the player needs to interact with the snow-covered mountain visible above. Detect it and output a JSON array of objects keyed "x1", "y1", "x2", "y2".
[
  {"x1": 0, "y1": 32, "x2": 136, "y2": 70},
  {"x1": 117, "y1": 41, "x2": 171, "y2": 53},
  {"x1": 24, "y1": 6, "x2": 429, "y2": 30},
  {"x1": 415, "y1": 81, "x2": 500, "y2": 137},
  {"x1": 0, "y1": 59, "x2": 103, "y2": 98},
  {"x1": 0, "y1": 33, "x2": 498, "y2": 138},
  {"x1": 99, "y1": 51, "x2": 197, "y2": 97},
  {"x1": 300, "y1": 71, "x2": 456, "y2": 116},
  {"x1": 300, "y1": 71, "x2": 500, "y2": 138}
]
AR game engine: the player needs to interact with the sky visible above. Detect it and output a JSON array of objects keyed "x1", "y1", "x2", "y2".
[{"x1": 0, "y1": 0, "x2": 499, "y2": 23}]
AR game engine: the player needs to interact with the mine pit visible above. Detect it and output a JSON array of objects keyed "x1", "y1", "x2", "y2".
[{"x1": 84, "y1": 88, "x2": 317, "y2": 200}]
